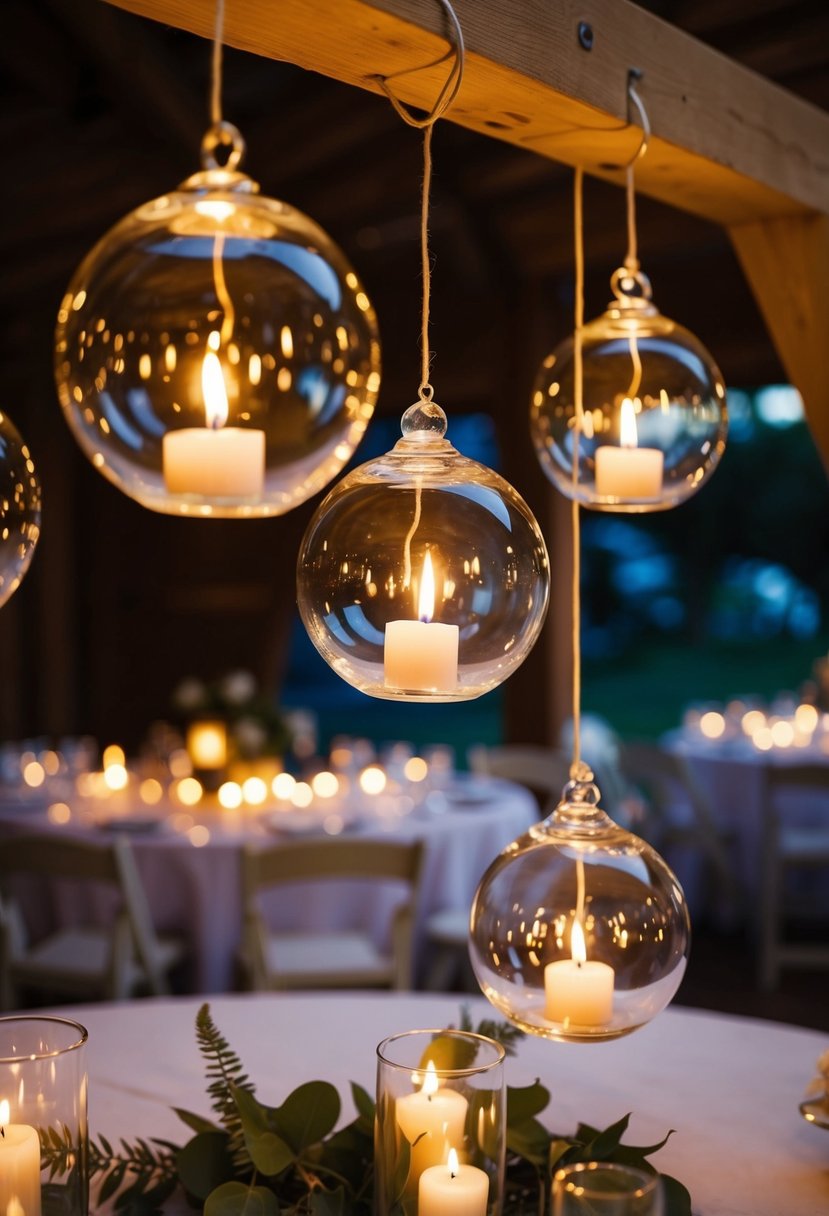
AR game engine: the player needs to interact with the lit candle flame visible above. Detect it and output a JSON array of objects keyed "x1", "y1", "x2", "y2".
[
  {"x1": 0, "y1": 1098, "x2": 8, "y2": 1127},
  {"x1": 447, "y1": 1147, "x2": 459, "y2": 1179},
  {"x1": 418, "y1": 551, "x2": 436, "y2": 623},
  {"x1": 571, "y1": 919, "x2": 587, "y2": 966},
  {"x1": 202, "y1": 351, "x2": 229, "y2": 430},
  {"x1": 619, "y1": 397, "x2": 639, "y2": 449},
  {"x1": 422, "y1": 1060, "x2": 439, "y2": 1097}
]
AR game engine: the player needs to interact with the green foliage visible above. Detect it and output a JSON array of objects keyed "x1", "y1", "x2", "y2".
[{"x1": 62, "y1": 1006, "x2": 691, "y2": 1216}]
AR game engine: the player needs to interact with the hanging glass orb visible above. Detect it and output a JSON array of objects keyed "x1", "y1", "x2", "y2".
[
  {"x1": 0, "y1": 412, "x2": 41, "y2": 609},
  {"x1": 470, "y1": 770, "x2": 690, "y2": 1042},
  {"x1": 297, "y1": 399, "x2": 550, "y2": 702},
  {"x1": 55, "y1": 124, "x2": 380, "y2": 517},
  {"x1": 530, "y1": 267, "x2": 727, "y2": 511}
]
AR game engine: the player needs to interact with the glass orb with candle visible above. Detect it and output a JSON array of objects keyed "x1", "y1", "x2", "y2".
[
  {"x1": 375, "y1": 1029, "x2": 505, "y2": 1216},
  {"x1": 0, "y1": 1016, "x2": 89, "y2": 1216},
  {"x1": 469, "y1": 770, "x2": 690, "y2": 1042},
  {"x1": 55, "y1": 124, "x2": 380, "y2": 517},
  {"x1": 0, "y1": 412, "x2": 41, "y2": 609},
  {"x1": 530, "y1": 267, "x2": 727, "y2": 511},
  {"x1": 296, "y1": 399, "x2": 550, "y2": 701}
]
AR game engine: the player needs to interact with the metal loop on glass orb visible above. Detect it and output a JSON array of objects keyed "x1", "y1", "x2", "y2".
[
  {"x1": 530, "y1": 269, "x2": 727, "y2": 513},
  {"x1": 0, "y1": 411, "x2": 41, "y2": 609},
  {"x1": 55, "y1": 161, "x2": 380, "y2": 517},
  {"x1": 200, "y1": 121, "x2": 246, "y2": 171},
  {"x1": 470, "y1": 781, "x2": 690, "y2": 1043},
  {"x1": 297, "y1": 415, "x2": 550, "y2": 703}
]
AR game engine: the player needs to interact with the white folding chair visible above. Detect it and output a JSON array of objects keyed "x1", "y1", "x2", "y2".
[
  {"x1": 240, "y1": 838, "x2": 425, "y2": 991},
  {"x1": 0, "y1": 834, "x2": 185, "y2": 1008}
]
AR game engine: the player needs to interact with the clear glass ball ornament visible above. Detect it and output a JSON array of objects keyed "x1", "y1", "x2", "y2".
[
  {"x1": 0, "y1": 412, "x2": 41, "y2": 609},
  {"x1": 470, "y1": 768, "x2": 690, "y2": 1042},
  {"x1": 55, "y1": 123, "x2": 380, "y2": 517},
  {"x1": 530, "y1": 266, "x2": 727, "y2": 511},
  {"x1": 297, "y1": 397, "x2": 550, "y2": 701}
]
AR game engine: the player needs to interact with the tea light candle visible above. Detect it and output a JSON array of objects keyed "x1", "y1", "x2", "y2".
[
  {"x1": 545, "y1": 920, "x2": 614, "y2": 1027},
  {"x1": 594, "y1": 397, "x2": 663, "y2": 500},
  {"x1": 0, "y1": 1099, "x2": 42, "y2": 1216},
  {"x1": 419, "y1": 1148, "x2": 488, "y2": 1216},
  {"x1": 395, "y1": 1062, "x2": 468, "y2": 1182},
  {"x1": 163, "y1": 351, "x2": 265, "y2": 498},
  {"x1": 385, "y1": 551, "x2": 459, "y2": 692}
]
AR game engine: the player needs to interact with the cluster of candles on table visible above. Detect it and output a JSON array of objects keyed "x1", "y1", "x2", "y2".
[{"x1": 684, "y1": 696, "x2": 829, "y2": 753}]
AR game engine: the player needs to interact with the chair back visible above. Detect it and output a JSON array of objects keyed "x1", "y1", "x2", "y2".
[
  {"x1": 467, "y1": 744, "x2": 570, "y2": 813},
  {"x1": 0, "y1": 834, "x2": 168, "y2": 996},
  {"x1": 241, "y1": 838, "x2": 425, "y2": 989}
]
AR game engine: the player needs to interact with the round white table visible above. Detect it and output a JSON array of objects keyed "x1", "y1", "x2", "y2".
[
  {"x1": 0, "y1": 777, "x2": 536, "y2": 991},
  {"x1": 53, "y1": 992, "x2": 827, "y2": 1216}
]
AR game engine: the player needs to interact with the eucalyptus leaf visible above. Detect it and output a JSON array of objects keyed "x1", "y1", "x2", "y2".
[
  {"x1": 309, "y1": 1186, "x2": 347, "y2": 1216},
  {"x1": 661, "y1": 1173, "x2": 693, "y2": 1216},
  {"x1": 247, "y1": 1131, "x2": 295, "y2": 1178},
  {"x1": 583, "y1": 1112, "x2": 631, "y2": 1159},
  {"x1": 176, "y1": 1132, "x2": 235, "y2": 1200},
  {"x1": 350, "y1": 1082, "x2": 375, "y2": 1126},
  {"x1": 507, "y1": 1118, "x2": 551, "y2": 1167},
  {"x1": 507, "y1": 1080, "x2": 550, "y2": 1124},
  {"x1": 204, "y1": 1181, "x2": 280, "y2": 1216},
  {"x1": 273, "y1": 1080, "x2": 340, "y2": 1153}
]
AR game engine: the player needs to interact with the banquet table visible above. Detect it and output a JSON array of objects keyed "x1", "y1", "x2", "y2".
[
  {"x1": 662, "y1": 736, "x2": 829, "y2": 911},
  {"x1": 0, "y1": 776, "x2": 536, "y2": 992},
  {"x1": 50, "y1": 991, "x2": 829, "y2": 1216}
]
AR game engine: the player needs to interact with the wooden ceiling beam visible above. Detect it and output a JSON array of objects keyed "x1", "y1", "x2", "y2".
[{"x1": 103, "y1": 0, "x2": 829, "y2": 463}]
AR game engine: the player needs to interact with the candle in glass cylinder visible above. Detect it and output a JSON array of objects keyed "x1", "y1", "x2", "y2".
[
  {"x1": 384, "y1": 551, "x2": 459, "y2": 692},
  {"x1": 0, "y1": 1099, "x2": 42, "y2": 1216},
  {"x1": 594, "y1": 397, "x2": 663, "y2": 500},
  {"x1": 163, "y1": 350, "x2": 265, "y2": 498},
  {"x1": 545, "y1": 919, "x2": 614, "y2": 1027},
  {"x1": 419, "y1": 1148, "x2": 489, "y2": 1216},
  {"x1": 395, "y1": 1061, "x2": 467, "y2": 1183}
]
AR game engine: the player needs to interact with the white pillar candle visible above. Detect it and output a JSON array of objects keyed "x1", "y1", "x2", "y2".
[
  {"x1": 594, "y1": 397, "x2": 663, "y2": 500},
  {"x1": 384, "y1": 551, "x2": 459, "y2": 692},
  {"x1": 163, "y1": 351, "x2": 265, "y2": 498},
  {"x1": 419, "y1": 1148, "x2": 489, "y2": 1216},
  {"x1": 396, "y1": 1062, "x2": 468, "y2": 1184},
  {"x1": 0, "y1": 1100, "x2": 42, "y2": 1216},
  {"x1": 545, "y1": 920, "x2": 614, "y2": 1027}
]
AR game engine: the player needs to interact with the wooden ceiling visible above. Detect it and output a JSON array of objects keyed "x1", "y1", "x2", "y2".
[{"x1": 1, "y1": 0, "x2": 827, "y2": 743}]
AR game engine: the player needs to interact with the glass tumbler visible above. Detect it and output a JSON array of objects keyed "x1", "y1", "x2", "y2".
[
  {"x1": 375, "y1": 1028, "x2": 505, "y2": 1216},
  {"x1": 0, "y1": 1016, "x2": 89, "y2": 1216},
  {"x1": 552, "y1": 1162, "x2": 664, "y2": 1216}
]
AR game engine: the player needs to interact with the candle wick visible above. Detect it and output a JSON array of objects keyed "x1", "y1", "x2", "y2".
[{"x1": 1, "y1": 1126, "x2": 4, "y2": 1139}]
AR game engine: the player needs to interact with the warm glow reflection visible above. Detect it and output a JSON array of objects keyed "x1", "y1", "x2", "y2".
[
  {"x1": 242, "y1": 777, "x2": 268, "y2": 806},
  {"x1": 770, "y1": 720, "x2": 795, "y2": 748},
  {"x1": 176, "y1": 777, "x2": 203, "y2": 806},
  {"x1": 418, "y1": 551, "x2": 436, "y2": 622},
  {"x1": 103, "y1": 763, "x2": 129, "y2": 791},
  {"x1": 404, "y1": 756, "x2": 428, "y2": 783},
  {"x1": 795, "y1": 703, "x2": 819, "y2": 734},
  {"x1": 169, "y1": 749, "x2": 193, "y2": 778},
  {"x1": 741, "y1": 709, "x2": 766, "y2": 736},
  {"x1": 291, "y1": 781, "x2": 313, "y2": 808},
  {"x1": 23, "y1": 761, "x2": 45, "y2": 788},
  {"x1": 273, "y1": 772, "x2": 296, "y2": 800},
  {"x1": 202, "y1": 351, "x2": 229, "y2": 428},
  {"x1": 48, "y1": 802, "x2": 71, "y2": 824},
  {"x1": 103, "y1": 744, "x2": 125, "y2": 768},
  {"x1": 139, "y1": 779, "x2": 163, "y2": 805}
]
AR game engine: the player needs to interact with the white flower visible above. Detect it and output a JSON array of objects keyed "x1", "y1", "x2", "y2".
[
  {"x1": 234, "y1": 717, "x2": 268, "y2": 754},
  {"x1": 221, "y1": 670, "x2": 257, "y2": 705},
  {"x1": 173, "y1": 678, "x2": 207, "y2": 711}
]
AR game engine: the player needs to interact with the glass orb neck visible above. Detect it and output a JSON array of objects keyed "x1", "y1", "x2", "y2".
[{"x1": 538, "y1": 773, "x2": 617, "y2": 836}]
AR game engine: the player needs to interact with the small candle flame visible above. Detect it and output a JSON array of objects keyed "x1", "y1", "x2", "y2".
[
  {"x1": 202, "y1": 350, "x2": 230, "y2": 430},
  {"x1": 571, "y1": 919, "x2": 587, "y2": 966},
  {"x1": 418, "y1": 551, "x2": 436, "y2": 623},
  {"x1": 0, "y1": 1098, "x2": 8, "y2": 1128},
  {"x1": 447, "y1": 1147, "x2": 459, "y2": 1178},
  {"x1": 619, "y1": 397, "x2": 639, "y2": 449},
  {"x1": 422, "y1": 1060, "x2": 439, "y2": 1097}
]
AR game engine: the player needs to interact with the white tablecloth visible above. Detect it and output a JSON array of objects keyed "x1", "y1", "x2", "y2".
[
  {"x1": 0, "y1": 778, "x2": 536, "y2": 991},
  {"x1": 51, "y1": 992, "x2": 829, "y2": 1216}
]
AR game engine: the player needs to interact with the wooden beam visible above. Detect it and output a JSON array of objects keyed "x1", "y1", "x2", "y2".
[
  {"x1": 730, "y1": 214, "x2": 829, "y2": 468},
  {"x1": 105, "y1": 0, "x2": 829, "y2": 226}
]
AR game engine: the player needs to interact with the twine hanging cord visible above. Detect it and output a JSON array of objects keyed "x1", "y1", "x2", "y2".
[{"x1": 370, "y1": 0, "x2": 465, "y2": 397}]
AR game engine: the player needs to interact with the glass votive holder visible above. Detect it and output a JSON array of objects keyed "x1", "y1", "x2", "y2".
[
  {"x1": 0, "y1": 1016, "x2": 89, "y2": 1216},
  {"x1": 552, "y1": 1162, "x2": 664, "y2": 1216},
  {"x1": 375, "y1": 1029, "x2": 505, "y2": 1216}
]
